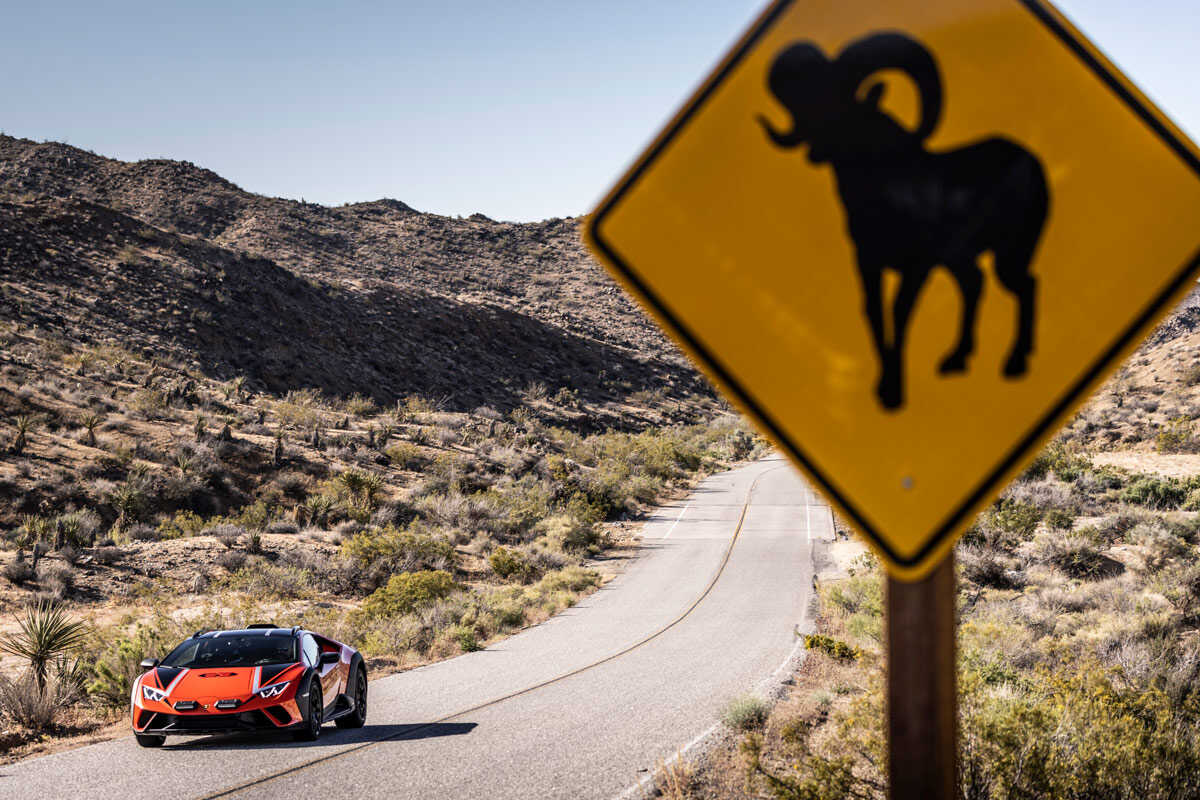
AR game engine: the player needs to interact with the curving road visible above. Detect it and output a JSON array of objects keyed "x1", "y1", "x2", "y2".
[{"x1": 0, "y1": 457, "x2": 829, "y2": 800}]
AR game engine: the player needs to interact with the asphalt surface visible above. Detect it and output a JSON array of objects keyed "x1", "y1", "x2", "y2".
[{"x1": 0, "y1": 456, "x2": 828, "y2": 800}]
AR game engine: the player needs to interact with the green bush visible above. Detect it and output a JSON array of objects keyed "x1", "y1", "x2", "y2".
[
  {"x1": 1121, "y1": 475, "x2": 1187, "y2": 510},
  {"x1": 804, "y1": 633, "x2": 860, "y2": 661},
  {"x1": 488, "y1": 547, "x2": 530, "y2": 580},
  {"x1": 1156, "y1": 417, "x2": 1195, "y2": 454},
  {"x1": 359, "y1": 570, "x2": 458, "y2": 618},
  {"x1": 1044, "y1": 508, "x2": 1077, "y2": 531},
  {"x1": 982, "y1": 498, "x2": 1042, "y2": 545},
  {"x1": 960, "y1": 666, "x2": 1200, "y2": 799},
  {"x1": 721, "y1": 694, "x2": 770, "y2": 731},
  {"x1": 340, "y1": 524, "x2": 456, "y2": 577},
  {"x1": 452, "y1": 625, "x2": 481, "y2": 652},
  {"x1": 88, "y1": 622, "x2": 172, "y2": 707},
  {"x1": 385, "y1": 442, "x2": 422, "y2": 469}
]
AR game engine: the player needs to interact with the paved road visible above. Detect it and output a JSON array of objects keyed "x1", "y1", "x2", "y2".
[{"x1": 0, "y1": 457, "x2": 829, "y2": 800}]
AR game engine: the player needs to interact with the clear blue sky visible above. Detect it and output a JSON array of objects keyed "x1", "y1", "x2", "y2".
[{"x1": 1, "y1": 1, "x2": 1196, "y2": 221}]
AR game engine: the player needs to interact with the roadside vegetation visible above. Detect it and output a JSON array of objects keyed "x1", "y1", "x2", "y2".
[
  {"x1": 682, "y1": 437, "x2": 1200, "y2": 799},
  {"x1": 0, "y1": 336, "x2": 765, "y2": 759}
]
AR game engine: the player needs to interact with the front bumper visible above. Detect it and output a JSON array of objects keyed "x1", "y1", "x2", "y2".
[{"x1": 134, "y1": 705, "x2": 298, "y2": 736}]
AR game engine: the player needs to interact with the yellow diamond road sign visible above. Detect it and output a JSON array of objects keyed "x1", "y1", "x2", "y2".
[{"x1": 584, "y1": 0, "x2": 1200, "y2": 578}]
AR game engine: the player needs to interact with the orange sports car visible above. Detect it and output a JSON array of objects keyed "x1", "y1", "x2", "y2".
[{"x1": 130, "y1": 625, "x2": 367, "y2": 747}]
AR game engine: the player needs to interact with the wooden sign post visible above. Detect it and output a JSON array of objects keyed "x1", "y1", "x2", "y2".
[{"x1": 887, "y1": 554, "x2": 957, "y2": 799}]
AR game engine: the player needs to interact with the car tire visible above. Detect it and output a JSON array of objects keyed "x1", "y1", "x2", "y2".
[
  {"x1": 135, "y1": 733, "x2": 165, "y2": 748},
  {"x1": 293, "y1": 683, "x2": 323, "y2": 741},
  {"x1": 336, "y1": 665, "x2": 367, "y2": 729}
]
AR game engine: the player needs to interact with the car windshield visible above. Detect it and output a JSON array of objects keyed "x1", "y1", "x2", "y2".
[{"x1": 161, "y1": 634, "x2": 298, "y2": 668}]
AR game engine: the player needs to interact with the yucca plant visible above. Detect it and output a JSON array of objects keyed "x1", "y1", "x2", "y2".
[
  {"x1": 80, "y1": 411, "x2": 102, "y2": 448},
  {"x1": 303, "y1": 495, "x2": 334, "y2": 529},
  {"x1": 336, "y1": 469, "x2": 383, "y2": 514},
  {"x1": 0, "y1": 600, "x2": 89, "y2": 690},
  {"x1": 223, "y1": 376, "x2": 246, "y2": 402},
  {"x1": 12, "y1": 414, "x2": 36, "y2": 454}
]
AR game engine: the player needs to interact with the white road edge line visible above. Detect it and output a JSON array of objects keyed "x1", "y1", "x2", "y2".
[
  {"x1": 660, "y1": 503, "x2": 690, "y2": 540},
  {"x1": 613, "y1": 475, "x2": 821, "y2": 800}
]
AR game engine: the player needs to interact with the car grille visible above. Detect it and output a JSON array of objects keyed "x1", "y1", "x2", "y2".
[{"x1": 145, "y1": 709, "x2": 277, "y2": 732}]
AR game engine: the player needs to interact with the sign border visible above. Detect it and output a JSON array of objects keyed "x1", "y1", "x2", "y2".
[{"x1": 585, "y1": 0, "x2": 1200, "y2": 577}]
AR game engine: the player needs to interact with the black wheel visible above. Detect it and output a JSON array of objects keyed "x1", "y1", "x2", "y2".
[
  {"x1": 135, "y1": 733, "x2": 165, "y2": 748},
  {"x1": 336, "y1": 666, "x2": 367, "y2": 729},
  {"x1": 293, "y1": 683, "x2": 323, "y2": 741}
]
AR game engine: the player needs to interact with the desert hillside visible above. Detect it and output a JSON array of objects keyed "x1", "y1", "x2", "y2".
[{"x1": 0, "y1": 135, "x2": 707, "y2": 420}]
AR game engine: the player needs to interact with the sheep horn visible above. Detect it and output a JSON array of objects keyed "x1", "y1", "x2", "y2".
[
  {"x1": 835, "y1": 32, "x2": 943, "y2": 141},
  {"x1": 758, "y1": 114, "x2": 806, "y2": 148}
]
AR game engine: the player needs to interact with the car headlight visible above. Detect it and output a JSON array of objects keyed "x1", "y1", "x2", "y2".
[
  {"x1": 142, "y1": 684, "x2": 168, "y2": 703},
  {"x1": 256, "y1": 681, "x2": 290, "y2": 699}
]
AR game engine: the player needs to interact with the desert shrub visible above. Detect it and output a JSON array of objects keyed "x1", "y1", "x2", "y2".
[
  {"x1": 980, "y1": 498, "x2": 1042, "y2": 547},
  {"x1": 1033, "y1": 533, "x2": 1115, "y2": 579},
  {"x1": 1044, "y1": 507, "x2": 1077, "y2": 531},
  {"x1": 1183, "y1": 488, "x2": 1200, "y2": 512},
  {"x1": 232, "y1": 501, "x2": 272, "y2": 531},
  {"x1": 359, "y1": 570, "x2": 458, "y2": 618},
  {"x1": 1156, "y1": 417, "x2": 1196, "y2": 453},
  {"x1": 385, "y1": 442, "x2": 422, "y2": 469},
  {"x1": 1121, "y1": 475, "x2": 1187, "y2": 510},
  {"x1": 126, "y1": 523, "x2": 159, "y2": 542},
  {"x1": 3, "y1": 558, "x2": 34, "y2": 586},
  {"x1": 721, "y1": 694, "x2": 769, "y2": 731},
  {"x1": 804, "y1": 634, "x2": 860, "y2": 661},
  {"x1": 87, "y1": 619, "x2": 175, "y2": 708},
  {"x1": 37, "y1": 563, "x2": 75, "y2": 600},
  {"x1": 959, "y1": 666, "x2": 1200, "y2": 800},
  {"x1": 0, "y1": 670, "x2": 79, "y2": 730},
  {"x1": 451, "y1": 625, "x2": 481, "y2": 652},
  {"x1": 223, "y1": 561, "x2": 313, "y2": 599},
  {"x1": 340, "y1": 524, "x2": 456, "y2": 588},
  {"x1": 1133, "y1": 522, "x2": 1191, "y2": 571},
  {"x1": 1023, "y1": 442, "x2": 1091, "y2": 483},
  {"x1": 1091, "y1": 510, "x2": 1152, "y2": 545},
  {"x1": 204, "y1": 523, "x2": 245, "y2": 549},
  {"x1": 92, "y1": 546, "x2": 123, "y2": 565},
  {"x1": 959, "y1": 546, "x2": 1023, "y2": 589},
  {"x1": 266, "y1": 521, "x2": 299, "y2": 534},
  {"x1": 215, "y1": 550, "x2": 247, "y2": 572},
  {"x1": 534, "y1": 513, "x2": 601, "y2": 553},
  {"x1": 489, "y1": 547, "x2": 531, "y2": 581},
  {"x1": 826, "y1": 572, "x2": 883, "y2": 618}
]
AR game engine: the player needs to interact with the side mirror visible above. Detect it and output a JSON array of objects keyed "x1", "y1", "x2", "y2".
[
  {"x1": 319, "y1": 651, "x2": 340, "y2": 665},
  {"x1": 140, "y1": 658, "x2": 160, "y2": 670}
]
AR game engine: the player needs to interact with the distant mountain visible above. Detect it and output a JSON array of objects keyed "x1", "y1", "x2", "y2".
[{"x1": 0, "y1": 136, "x2": 710, "y2": 427}]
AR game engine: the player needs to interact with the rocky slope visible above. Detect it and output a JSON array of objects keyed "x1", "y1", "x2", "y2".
[{"x1": 0, "y1": 135, "x2": 707, "y2": 423}]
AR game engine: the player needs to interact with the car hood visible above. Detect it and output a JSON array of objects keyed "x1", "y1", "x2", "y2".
[{"x1": 149, "y1": 662, "x2": 301, "y2": 700}]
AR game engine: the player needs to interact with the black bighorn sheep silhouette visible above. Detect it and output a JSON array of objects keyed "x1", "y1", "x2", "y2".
[{"x1": 759, "y1": 32, "x2": 1050, "y2": 410}]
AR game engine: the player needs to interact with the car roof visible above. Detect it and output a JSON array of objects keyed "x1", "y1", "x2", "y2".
[{"x1": 192, "y1": 627, "x2": 302, "y2": 639}]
